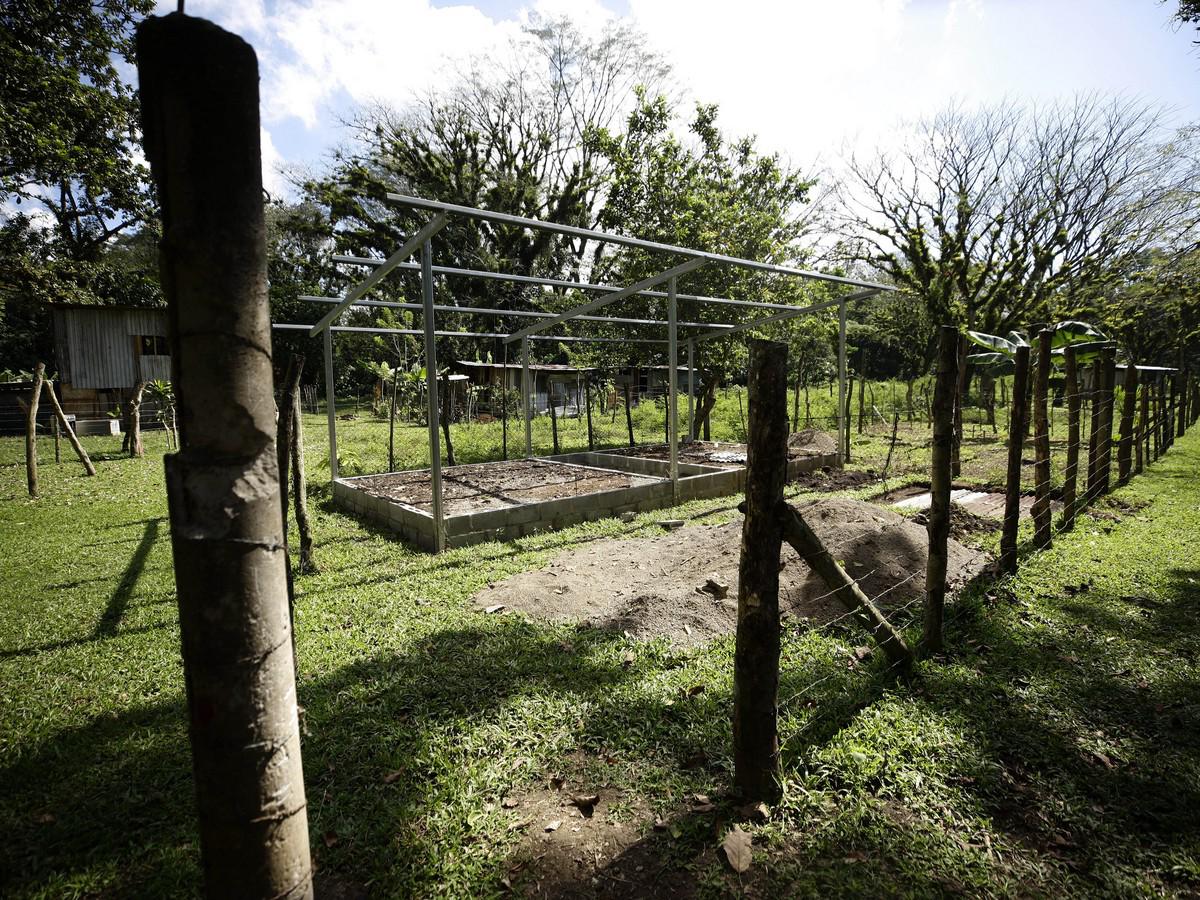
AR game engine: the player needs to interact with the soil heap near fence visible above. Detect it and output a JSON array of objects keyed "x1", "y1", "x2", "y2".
[{"x1": 473, "y1": 497, "x2": 989, "y2": 646}]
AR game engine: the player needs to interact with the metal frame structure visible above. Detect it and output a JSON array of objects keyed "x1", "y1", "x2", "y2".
[{"x1": 289, "y1": 194, "x2": 887, "y2": 552}]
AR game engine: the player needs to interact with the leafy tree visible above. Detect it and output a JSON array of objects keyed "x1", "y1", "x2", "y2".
[
  {"x1": 575, "y1": 91, "x2": 824, "y2": 433},
  {"x1": 1, "y1": 0, "x2": 158, "y2": 371}
]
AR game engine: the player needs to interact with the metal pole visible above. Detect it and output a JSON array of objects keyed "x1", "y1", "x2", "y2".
[
  {"x1": 687, "y1": 338, "x2": 695, "y2": 442},
  {"x1": 668, "y1": 277, "x2": 679, "y2": 500},
  {"x1": 421, "y1": 239, "x2": 445, "y2": 553},
  {"x1": 323, "y1": 327, "x2": 338, "y2": 482},
  {"x1": 838, "y1": 299, "x2": 848, "y2": 463},
  {"x1": 522, "y1": 337, "x2": 532, "y2": 457}
]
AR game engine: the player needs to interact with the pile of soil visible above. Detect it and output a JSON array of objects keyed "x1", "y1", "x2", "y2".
[
  {"x1": 473, "y1": 497, "x2": 990, "y2": 646},
  {"x1": 791, "y1": 468, "x2": 879, "y2": 491},
  {"x1": 788, "y1": 427, "x2": 838, "y2": 457}
]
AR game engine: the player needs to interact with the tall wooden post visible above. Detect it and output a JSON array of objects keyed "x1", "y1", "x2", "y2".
[
  {"x1": 290, "y1": 388, "x2": 315, "y2": 574},
  {"x1": 25, "y1": 362, "x2": 45, "y2": 497},
  {"x1": 1086, "y1": 362, "x2": 1102, "y2": 490},
  {"x1": 585, "y1": 378, "x2": 594, "y2": 450},
  {"x1": 733, "y1": 339, "x2": 788, "y2": 803},
  {"x1": 138, "y1": 14, "x2": 312, "y2": 899},
  {"x1": 388, "y1": 370, "x2": 398, "y2": 471},
  {"x1": 1117, "y1": 364, "x2": 1138, "y2": 485},
  {"x1": 1031, "y1": 330, "x2": 1053, "y2": 549},
  {"x1": 924, "y1": 326, "x2": 957, "y2": 652},
  {"x1": 951, "y1": 332, "x2": 966, "y2": 477},
  {"x1": 1096, "y1": 347, "x2": 1116, "y2": 496},
  {"x1": 1061, "y1": 346, "x2": 1081, "y2": 531},
  {"x1": 623, "y1": 382, "x2": 635, "y2": 447},
  {"x1": 1152, "y1": 376, "x2": 1162, "y2": 460},
  {"x1": 40, "y1": 374, "x2": 96, "y2": 476},
  {"x1": 1135, "y1": 369, "x2": 1147, "y2": 475},
  {"x1": 999, "y1": 346, "x2": 1031, "y2": 575},
  {"x1": 549, "y1": 394, "x2": 560, "y2": 455}
]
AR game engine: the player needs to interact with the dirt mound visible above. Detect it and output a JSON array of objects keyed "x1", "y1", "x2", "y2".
[
  {"x1": 473, "y1": 497, "x2": 990, "y2": 646},
  {"x1": 788, "y1": 428, "x2": 838, "y2": 456}
]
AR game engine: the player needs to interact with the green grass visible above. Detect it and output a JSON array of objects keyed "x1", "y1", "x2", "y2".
[{"x1": 0, "y1": 402, "x2": 1196, "y2": 897}]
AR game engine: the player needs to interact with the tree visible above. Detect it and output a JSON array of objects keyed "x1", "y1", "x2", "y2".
[
  {"x1": 838, "y1": 98, "x2": 1199, "y2": 333},
  {"x1": 1, "y1": 0, "x2": 160, "y2": 371},
  {"x1": 576, "y1": 92, "x2": 823, "y2": 433}
]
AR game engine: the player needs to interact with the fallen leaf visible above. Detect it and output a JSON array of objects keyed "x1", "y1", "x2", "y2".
[
  {"x1": 685, "y1": 684, "x2": 706, "y2": 697},
  {"x1": 485, "y1": 604, "x2": 506, "y2": 614},
  {"x1": 653, "y1": 817, "x2": 668, "y2": 831},
  {"x1": 738, "y1": 801, "x2": 770, "y2": 823},
  {"x1": 382, "y1": 770, "x2": 404, "y2": 784},
  {"x1": 544, "y1": 820, "x2": 562, "y2": 833},
  {"x1": 621, "y1": 651, "x2": 636, "y2": 668},
  {"x1": 722, "y1": 825, "x2": 753, "y2": 873},
  {"x1": 501, "y1": 797, "x2": 519, "y2": 809},
  {"x1": 571, "y1": 794, "x2": 600, "y2": 817},
  {"x1": 323, "y1": 830, "x2": 339, "y2": 848}
]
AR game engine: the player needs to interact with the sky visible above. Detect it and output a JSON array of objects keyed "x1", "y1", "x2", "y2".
[{"x1": 152, "y1": 0, "x2": 1200, "y2": 198}]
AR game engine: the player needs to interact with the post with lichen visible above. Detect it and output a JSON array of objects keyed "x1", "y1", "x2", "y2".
[
  {"x1": 138, "y1": 12, "x2": 312, "y2": 899},
  {"x1": 924, "y1": 326, "x2": 957, "y2": 652},
  {"x1": 1031, "y1": 330, "x2": 1053, "y2": 549},
  {"x1": 1117, "y1": 364, "x2": 1138, "y2": 485},
  {"x1": 1061, "y1": 345, "x2": 1081, "y2": 531},
  {"x1": 999, "y1": 345, "x2": 1031, "y2": 575},
  {"x1": 733, "y1": 339, "x2": 788, "y2": 804}
]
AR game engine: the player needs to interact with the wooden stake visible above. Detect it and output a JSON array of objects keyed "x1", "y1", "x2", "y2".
[
  {"x1": 1096, "y1": 347, "x2": 1116, "y2": 496},
  {"x1": 1031, "y1": 330, "x2": 1052, "y2": 549},
  {"x1": 925, "y1": 326, "x2": 957, "y2": 651},
  {"x1": 549, "y1": 393, "x2": 560, "y2": 455},
  {"x1": 1061, "y1": 346, "x2": 1080, "y2": 531},
  {"x1": 1116, "y1": 364, "x2": 1138, "y2": 485},
  {"x1": 52, "y1": 404, "x2": 61, "y2": 463},
  {"x1": 951, "y1": 332, "x2": 966, "y2": 477},
  {"x1": 733, "y1": 339, "x2": 788, "y2": 803},
  {"x1": 623, "y1": 382, "x2": 635, "y2": 447},
  {"x1": 25, "y1": 362, "x2": 45, "y2": 497},
  {"x1": 778, "y1": 503, "x2": 913, "y2": 670},
  {"x1": 40, "y1": 374, "x2": 96, "y2": 476},
  {"x1": 138, "y1": 13, "x2": 312, "y2": 899},
  {"x1": 999, "y1": 345, "x2": 1030, "y2": 575},
  {"x1": 1135, "y1": 369, "x2": 1147, "y2": 475},
  {"x1": 388, "y1": 370, "x2": 398, "y2": 472}
]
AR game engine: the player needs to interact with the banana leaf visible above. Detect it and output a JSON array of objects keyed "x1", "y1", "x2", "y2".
[
  {"x1": 1051, "y1": 320, "x2": 1106, "y2": 349},
  {"x1": 1050, "y1": 340, "x2": 1110, "y2": 364},
  {"x1": 966, "y1": 330, "x2": 1018, "y2": 355},
  {"x1": 966, "y1": 351, "x2": 1016, "y2": 375}
]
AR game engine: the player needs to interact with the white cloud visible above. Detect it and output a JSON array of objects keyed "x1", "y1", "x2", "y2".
[{"x1": 260, "y1": 126, "x2": 288, "y2": 198}]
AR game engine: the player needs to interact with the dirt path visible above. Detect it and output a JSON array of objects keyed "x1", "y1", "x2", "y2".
[{"x1": 473, "y1": 497, "x2": 989, "y2": 645}]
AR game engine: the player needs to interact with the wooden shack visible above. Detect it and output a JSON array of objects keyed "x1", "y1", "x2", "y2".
[{"x1": 52, "y1": 304, "x2": 170, "y2": 423}]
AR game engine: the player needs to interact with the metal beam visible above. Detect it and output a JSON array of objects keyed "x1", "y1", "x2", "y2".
[
  {"x1": 323, "y1": 327, "x2": 338, "y2": 482},
  {"x1": 385, "y1": 193, "x2": 891, "y2": 292},
  {"x1": 333, "y1": 254, "x2": 864, "y2": 315},
  {"x1": 692, "y1": 293, "x2": 866, "y2": 343},
  {"x1": 421, "y1": 240, "x2": 445, "y2": 553},
  {"x1": 522, "y1": 337, "x2": 532, "y2": 458},
  {"x1": 272, "y1": 324, "x2": 665, "y2": 344},
  {"x1": 667, "y1": 277, "x2": 679, "y2": 500},
  {"x1": 503, "y1": 257, "x2": 709, "y2": 344},
  {"x1": 299, "y1": 294, "x2": 732, "y2": 331},
  {"x1": 308, "y1": 213, "x2": 448, "y2": 337}
]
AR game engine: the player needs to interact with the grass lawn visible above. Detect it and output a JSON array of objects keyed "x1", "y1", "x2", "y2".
[{"x1": 0, "y1": 401, "x2": 1196, "y2": 897}]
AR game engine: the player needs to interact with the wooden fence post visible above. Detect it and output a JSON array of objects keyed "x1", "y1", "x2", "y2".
[
  {"x1": 1086, "y1": 361, "x2": 1102, "y2": 490},
  {"x1": 733, "y1": 339, "x2": 788, "y2": 804},
  {"x1": 1152, "y1": 376, "x2": 1162, "y2": 460},
  {"x1": 1031, "y1": 330, "x2": 1053, "y2": 549},
  {"x1": 41, "y1": 373, "x2": 98, "y2": 477},
  {"x1": 999, "y1": 345, "x2": 1031, "y2": 575},
  {"x1": 585, "y1": 378, "x2": 594, "y2": 450},
  {"x1": 1096, "y1": 347, "x2": 1116, "y2": 496},
  {"x1": 138, "y1": 13, "x2": 313, "y2": 899},
  {"x1": 1135, "y1": 368, "x2": 1147, "y2": 476},
  {"x1": 1061, "y1": 345, "x2": 1081, "y2": 531},
  {"x1": 388, "y1": 371, "x2": 398, "y2": 471},
  {"x1": 25, "y1": 362, "x2": 45, "y2": 497},
  {"x1": 924, "y1": 326, "x2": 958, "y2": 652},
  {"x1": 623, "y1": 382, "x2": 635, "y2": 447},
  {"x1": 549, "y1": 394, "x2": 560, "y2": 455},
  {"x1": 951, "y1": 332, "x2": 967, "y2": 478},
  {"x1": 1117, "y1": 364, "x2": 1138, "y2": 485}
]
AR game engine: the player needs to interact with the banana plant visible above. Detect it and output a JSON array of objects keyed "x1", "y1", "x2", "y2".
[{"x1": 965, "y1": 321, "x2": 1109, "y2": 372}]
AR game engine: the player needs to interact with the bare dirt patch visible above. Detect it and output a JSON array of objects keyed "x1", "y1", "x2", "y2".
[
  {"x1": 474, "y1": 497, "x2": 989, "y2": 646},
  {"x1": 352, "y1": 460, "x2": 656, "y2": 515},
  {"x1": 790, "y1": 467, "x2": 879, "y2": 492},
  {"x1": 604, "y1": 430, "x2": 837, "y2": 469}
]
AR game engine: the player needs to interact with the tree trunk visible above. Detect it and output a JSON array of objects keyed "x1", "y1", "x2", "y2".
[
  {"x1": 693, "y1": 377, "x2": 718, "y2": 441},
  {"x1": 41, "y1": 377, "x2": 97, "y2": 476},
  {"x1": 291, "y1": 387, "x2": 315, "y2": 574},
  {"x1": 441, "y1": 375, "x2": 455, "y2": 466},
  {"x1": 733, "y1": 340, "x2": 788, "y2": 804},
  {"x1": 1061, "y1": 346, "x2": 1080, "y2": 531},
  {"x1": 138, "y1": 14, "x2": 313, "y2": 899},
  {"x1": 804, "y1": 377, "x2": 811, "y2": 427},
  {"x1": 999, "y1": 346, "x2": 1031, "y2": 575},
  {"x1": 843, "y1": 376, "x2": 854, "y2": 462},
  {"x1": 25, "y1": 362, "x2": 45, "y2": 497},
  {"x1": 925, "y1": 327, "x2": 957, "y2": 652},
  {"x1": 623, "y1": 382, "x2": 635, "y2": 447},
  {"x1": 1031, "y1": 330, "x2": 1053, "y2": 550},
  {"x1": 856, "y1": 370, "x2": 866, "y2": 434},
  {"x1": 52, "y1": 406, "x2": 61, "y2": 463},
  {"x1": 1117, "y1": 364, "x2": 1138, "y2": 485},
  {"x1": 905, "y1": 378, "x2": 914, "y2": 423},
  {"x1": 128, "y1": 380, "x2": 147, "y2": 458}
]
